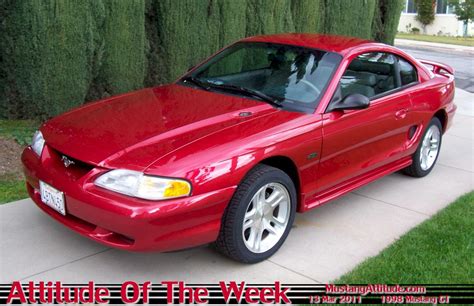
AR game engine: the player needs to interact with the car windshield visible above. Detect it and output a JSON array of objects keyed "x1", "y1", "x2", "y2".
[{"x1": 182, "y1": 42, "x2": 342, "y2": 112}]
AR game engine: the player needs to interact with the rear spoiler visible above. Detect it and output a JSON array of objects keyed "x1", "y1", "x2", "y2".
[{"x1": 418, "y1": 59, "x2": 455, "y2": 75}]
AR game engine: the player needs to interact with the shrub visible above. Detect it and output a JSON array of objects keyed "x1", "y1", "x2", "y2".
[
  {"x1": 291, "y1": 0, "x2": 324, "y2": 33},
  {"x1": 208, "y1": 0, "x2": 248, "y2": 48},
  {"x1": 1, "y1": 0, "x2": 405, "y2": 119},
  {"x1": 148, "y1": 0, "x2": 297, "y2": 85},
  {"x1": 150, "y1": 0, "x2": 222, "y2": 84},
  {"x1": 415, "y1": 0, "x2": 436, "y2": 33},
  {"x1": 373, "y1": 0, "x2": 405, "y2": 44},
  {"x1": 90, "y1": 0, "x2": 146, "y2": 100},
  {"x1": 323, "y1": 0, "x2": 377, "y2": 39},
  {"x1": 0, "y1": 0, "x2": 104, "y2": 119},
  {"x1": 246, "y1": 0, "x2": 295, "y2": 35},
  {"x1": 450, "y1": 0, "x2": 474, "y2": 36}
]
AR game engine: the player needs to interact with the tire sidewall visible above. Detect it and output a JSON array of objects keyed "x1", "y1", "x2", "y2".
[{"x1": 232, "y1": 169, "x2": 297, "y2": 263}]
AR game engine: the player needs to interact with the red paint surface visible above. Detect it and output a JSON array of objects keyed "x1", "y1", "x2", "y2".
[{"x1": 22, "y1": 34, "x2": 456, "y2": 251}]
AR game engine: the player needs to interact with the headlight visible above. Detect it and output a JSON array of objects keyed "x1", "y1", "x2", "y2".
[
  {"x1": 31, "y1": 131, "x2": 45, "y2": 156},
  {"x1": 94, "y1": 170, "x2": 191, "y2": 200}
]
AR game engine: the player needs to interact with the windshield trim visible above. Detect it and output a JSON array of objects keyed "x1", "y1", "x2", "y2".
[{"x1": 179, "y1": 42, "x2": 343, "y2": 114}]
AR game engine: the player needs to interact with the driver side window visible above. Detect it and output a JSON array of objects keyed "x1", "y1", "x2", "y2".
[{"x1": 340, "y1": 52, "x2": 399, "y2": 100}]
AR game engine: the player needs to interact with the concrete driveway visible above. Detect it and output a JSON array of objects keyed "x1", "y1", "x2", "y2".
[{"x1": 1, "y1": 89, "x2": 472, "y2": 284}]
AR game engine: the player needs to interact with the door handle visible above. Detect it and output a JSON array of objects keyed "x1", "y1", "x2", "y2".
[{"x1": 395, "y1": 109, "x2": 408, "y2": 119}]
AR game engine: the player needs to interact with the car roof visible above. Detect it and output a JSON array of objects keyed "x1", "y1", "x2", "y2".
[{"x1": 240, "y1": 33, "x2": 385, "y2": 55}]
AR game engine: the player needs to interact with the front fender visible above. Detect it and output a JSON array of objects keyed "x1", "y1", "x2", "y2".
[{"x1": 144, "y1": 111, "x2": 324, "y2": 204}]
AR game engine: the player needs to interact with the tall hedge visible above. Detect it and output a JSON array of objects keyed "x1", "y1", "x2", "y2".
[
  {"x1": 323, "y1": 0, "x2": 377, "y2": 39},
  {"x1": 1, "y1": 0, "x2": 404, "y2": 120},
  {"x1": 292, "y1": 0, "x2": 404, "y2": 41},
  {"x1": 144, "y1": 0, "x2": 160, "y2": 87},
  {"x1": 246, "y1": 0, "x2": 295, "y2": 36},
  {"x1": 291, "y1": 0, "x2": 324, "y2": 33},
  {"x1": 89, "y1": 0, "x2": 146, "y2": 100},
  {"x1": 372, "y1": 0, "x2": 405, "y2": 44},
  {"x1": 151, "y1": 0, "x2": 214, "y2": 84},
  {"x1": 210, "y1": 0, "x2": 248, "y2": 48},
  {"x1": 0, "y1": 0, "x2": 104, "y2": 119}
]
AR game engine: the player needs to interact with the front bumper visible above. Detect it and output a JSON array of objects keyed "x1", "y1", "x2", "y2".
[{"x1": 21, "y1": 145, "x2": 236, "y2": 252}]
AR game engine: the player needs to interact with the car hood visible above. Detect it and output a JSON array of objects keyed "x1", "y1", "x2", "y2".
[{"x1": 41, "y1": 84, "x2": 278, "y2": 170}]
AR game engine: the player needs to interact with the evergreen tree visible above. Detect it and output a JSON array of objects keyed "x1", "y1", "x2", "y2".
[
  {"x1": 373, "y1": 0, "x2": 405, "y2": 44},
  {"x1": 415, "y1": 0, "x2": 436, "y2": 34},
  {"x1": 450, "y1": 0, "x2": 474, "y2": 36}
]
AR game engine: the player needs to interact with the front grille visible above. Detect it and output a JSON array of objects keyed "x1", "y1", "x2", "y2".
[{"x1": 48, "y1": 146, "x2": 95, "y2": 180}]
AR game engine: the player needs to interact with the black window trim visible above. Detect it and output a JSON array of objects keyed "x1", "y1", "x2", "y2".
[
  {"x1": 370, "y1": 80, "x2": 419, "y2": 102},
  {"x1": 397, "y1": 55, "x2": 419, "y2": 86}
]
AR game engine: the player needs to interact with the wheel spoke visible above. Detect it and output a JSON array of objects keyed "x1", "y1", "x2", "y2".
[
  {"x1": 246, "y1": 227, "x2": 257, "y2": 246},
  {"x1": 263, "y1": 219, "x2": 277, "y2": 235},
  {"x1": 253, "y1": 227, "x2": 264, "y2": 251},
  {"x1": 426, "y1": 128, "x2": 433, "y2": 141},
  {"x1": 424, "y1": 149, "x2": 429, "y2": 160},
  {"x1": 243, "y1": 218, "x2": 254, "y2": 230},
  {"x1": 266, "y1": 189, "x2": 280, "y2": 203},
  {"x1": 245, "y1": 208, "x2": 257, "y2": 220},
  {"x1": 269, "y1": 194, "x2": 285, "y2": 208},
  {"x1": 421, "y1": 151, "x2": 427, "y2": 169},
  {"x1": 256, "y1": 189, "x2": 265, "y2": 210},
  {"x1": 272, "y1": 216, "x2": 286, "y2": 227},
  {"x1": 251, "y1": 197, "x2": 259, "y2": 211}
]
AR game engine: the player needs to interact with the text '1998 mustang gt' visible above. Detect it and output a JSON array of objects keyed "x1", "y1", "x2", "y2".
[{"x1": 22, "y1": 34, "x2": 456, "y2": 263}]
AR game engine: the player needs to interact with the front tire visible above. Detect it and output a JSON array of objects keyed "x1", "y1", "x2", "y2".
[
  {"x1": 403, "y1": 117, "x2": 442, "y2": 177},
  {"x1": 215, "y1": 165, "x2": 296, "y2": 263}
]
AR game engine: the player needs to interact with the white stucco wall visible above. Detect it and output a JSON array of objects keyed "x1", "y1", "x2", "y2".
[{"x1": 398, "y1": 13, "x2": 474, "y2": 36}]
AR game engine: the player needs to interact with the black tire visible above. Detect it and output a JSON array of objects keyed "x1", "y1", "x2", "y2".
[
  {"x1": 214, "y1": 164, "x2": 296, "y2": 263},
  {"x1": 403, "y1": 117, "x2": 443, "y2": 178}
]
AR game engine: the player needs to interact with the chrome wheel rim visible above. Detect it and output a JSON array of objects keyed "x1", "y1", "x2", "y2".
[
  {"x1": 420, "y1": 125, "x2": 441, "y2": 171},
  {"x1": 242, "y1": 183, "x2": 291, "y2": 254}
]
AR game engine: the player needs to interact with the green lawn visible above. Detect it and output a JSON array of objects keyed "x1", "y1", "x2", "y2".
[
  {"x1": 0, "y1": 173, "x2": 28, "y2": 204},
  {"x1": 0, "y1": 119, "x2": 39, "y2": 145},
  {"x1": 337, "y1": 191, "x2": 474, "y2": 284},
  {"x1": 0, "y1": 120, "x2": 39, "y2": 204},
  {"x1": 397, "y1": 33, "x2": 474, "y2": 47}
]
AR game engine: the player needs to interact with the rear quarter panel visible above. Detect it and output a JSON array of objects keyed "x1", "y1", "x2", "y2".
[{"x1": 409, "y1": 73, "x2": 455, "y2": 137}]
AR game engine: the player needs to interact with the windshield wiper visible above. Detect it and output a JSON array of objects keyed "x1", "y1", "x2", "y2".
[
  {"x1": 182, "y1": 76, "x2": 211, "y2": 91},
  {"x1": 205, "y1": 83, "x2": 283, "y2": 108},
  {"x1": 182, "y1": 76, "x2": 283, "y2": 108}
]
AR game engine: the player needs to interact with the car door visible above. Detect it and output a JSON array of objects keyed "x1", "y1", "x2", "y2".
[{"x1": 315, "y1": 52, "x2": 416, "y2": 196}]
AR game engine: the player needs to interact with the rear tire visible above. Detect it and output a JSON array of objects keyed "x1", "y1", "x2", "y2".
[
  {"x1": 403, "y1": 117, "x2": 442, "y2": 177},
  {"x1": 215, "y1": 164, "x2": 296, "y2": 263}
]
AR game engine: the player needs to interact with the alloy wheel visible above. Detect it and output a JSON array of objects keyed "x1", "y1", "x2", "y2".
[
  {"x1": 420, "y1": 125, "x2": 441, "y2": 171},
  {"x1": 242, "y1": 183, "x2": 291, "y2": 253}
]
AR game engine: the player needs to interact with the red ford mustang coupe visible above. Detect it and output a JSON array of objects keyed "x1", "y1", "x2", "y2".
[{"x1": 22, "y1": 34, "x2": 456, "y2": 263}]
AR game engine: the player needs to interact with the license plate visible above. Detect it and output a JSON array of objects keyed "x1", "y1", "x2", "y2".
[{"x1": 39, "y1": 181, "x2": 66, "y2": 215}]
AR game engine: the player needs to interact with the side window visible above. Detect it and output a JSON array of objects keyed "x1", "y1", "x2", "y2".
[
  {"x1": 398, "y1": 57, "x2": 418, "y2": 86},
  {"x1": 340, "y1": 52, "x2": 398, "y2": 100}
]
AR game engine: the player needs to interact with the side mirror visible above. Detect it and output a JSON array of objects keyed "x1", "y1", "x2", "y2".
[{"x1": 327, "y1": 93, "x2": 370, "y2": 112}]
